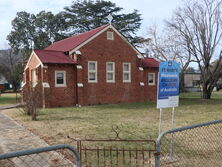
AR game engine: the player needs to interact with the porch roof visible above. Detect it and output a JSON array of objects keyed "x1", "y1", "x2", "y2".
[
  {"x1": 34, "y1": 50, "x2": 76, "y2": 64},
  {"x1": 141, "y1": 58, "x2": 159, "y2": 68}
]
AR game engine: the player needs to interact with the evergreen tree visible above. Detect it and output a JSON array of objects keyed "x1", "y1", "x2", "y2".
[
  {"x1": 7, "y1": 11, "x2": 67, "y2": 59},
  {"x1": 7, "y1": 0, "x2": 144, "y2": 59},
  {"x1": 62, "y1": 0, "x2": 143, "y2": 45}
]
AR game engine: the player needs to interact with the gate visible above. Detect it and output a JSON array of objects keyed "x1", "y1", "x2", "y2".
[
  {"x1": 69, "y1": 126, "x2": 156, "y2": 166},
  {"x1": 0, "y1": 144, "x2": 81, "y2": 167},
  {"x1": 155, "y1": 119, "x2": 222, "y2": 167}
]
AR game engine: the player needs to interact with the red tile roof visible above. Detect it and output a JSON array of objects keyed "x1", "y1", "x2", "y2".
[
  {"x1": 141, "y1": 58, "x2": 159, "y2": 68},
  {"x1": 45, "y1": 24, "x2": 110, "y2": 52},
  {"x1": 34, "y1": 50, "x2": 76, "y2": 64}
]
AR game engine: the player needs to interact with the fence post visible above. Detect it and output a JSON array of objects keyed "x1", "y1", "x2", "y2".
[{"x1": 155, "y1": 132, "x2": 163, "y2": 167}]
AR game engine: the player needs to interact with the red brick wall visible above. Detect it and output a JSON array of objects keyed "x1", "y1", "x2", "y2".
[
  {"x1": 24, "y1": 57, "x2": 77, "y2": 108},
  {"x1": 44, "y1": 64, "x2": 77, "y2": 107},
  {"x1": 76, "y1": 28, "x2": 157, "y2": 105},
  {"x1": 24, "y1": 28, "x2": 158, "y2": 108}
]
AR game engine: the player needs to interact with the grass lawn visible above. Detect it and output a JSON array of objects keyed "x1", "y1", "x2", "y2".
[
  {"x1": 3, "y1": 91, "x2": 222, "y2": 146},
  {"x1": 0, "y1": 93, "x2": 18, "y2": 106}
]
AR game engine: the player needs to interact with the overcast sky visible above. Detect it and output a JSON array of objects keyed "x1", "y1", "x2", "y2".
[{"x1": 0, "y1": 0, "x2": 183, "y2": 49}]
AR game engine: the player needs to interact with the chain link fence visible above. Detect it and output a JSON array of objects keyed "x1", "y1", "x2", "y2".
[
  {"x1": 0, "y1": 144, "x2": 81, "y2": 167},
  {"x1": 155, "y1": 119, "x2": 222, "y2": 167},
  {"x1": 2, "y1": 119, "x2": 222, "y2": 167}
]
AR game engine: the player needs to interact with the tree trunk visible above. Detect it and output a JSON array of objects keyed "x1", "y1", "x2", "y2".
[
  {"x1": 180, "y1": 72, "x2": 185, "y2": 92},
  {"x1": 13, "y1": 85, "x2": 17, "y2": 92},
  {"x1": 202, "y1": 85, "x2": 212, "y2": 99}
]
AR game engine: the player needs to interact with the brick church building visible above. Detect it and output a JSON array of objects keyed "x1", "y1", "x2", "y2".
[{"x1": 23, "y1": 24, "x2": 159, "y2": 108}]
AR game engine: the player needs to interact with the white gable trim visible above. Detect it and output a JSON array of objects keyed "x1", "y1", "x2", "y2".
[
  {"x1": 69, "y1": 25, "x2": 144, "y2": 59},
  {"x1": 24, "y1": 51, "x2": 43, "y2": 70}
]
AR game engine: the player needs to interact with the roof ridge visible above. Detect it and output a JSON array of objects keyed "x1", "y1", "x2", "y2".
[
  {"x1": 34, "y1": 49, "x2": 65, "y2": 53},
  {"x1": 44, "y1": 24, "x2": 110, "y2": 52}
]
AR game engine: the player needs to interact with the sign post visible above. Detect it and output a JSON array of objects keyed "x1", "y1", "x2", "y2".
[
  {"x1": 156, "y1": 60, "x2": 180, "y2": 160},
  {"x1": 158, "y1": 108, "x2": 162, "y2": 135}
]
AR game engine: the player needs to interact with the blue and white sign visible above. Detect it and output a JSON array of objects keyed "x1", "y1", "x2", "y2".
[{"x1": 157, "y1": 61, "x2": 180, "y2": 109}]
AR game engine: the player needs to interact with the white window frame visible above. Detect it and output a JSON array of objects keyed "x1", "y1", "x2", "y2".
[
  {"x1": 107, "y1": 31, "x2": 114, "y2": 40},
  {"x1": 106, "y1": 62, "x2": 115, "y2": 83},
  {"x1": 55, "y1": 71, "x2": 66, "y2": 87},
  {"x1": 148, "y1": 73, "x2": 155, "y2": 86},
  {"x1": 123, "y1": 63, "x2": 131, "y2": 83},
  {"x1": 88, "y1": 61, "x2": 98, "y2": 83}
]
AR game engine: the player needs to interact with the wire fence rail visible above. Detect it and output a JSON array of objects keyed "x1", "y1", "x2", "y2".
[
  {"x1": 155, "y1": 119, "x2": 222, "y2": 167},
  {"x1": 0, "y1": 144, "x2": 81, "y2": 167}
]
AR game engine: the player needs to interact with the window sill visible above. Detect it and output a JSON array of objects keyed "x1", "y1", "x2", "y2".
[
  {"x1": 107, "y1": 81, "x2": 115, "y2": 83},
  {"x1": 88, "y1": 80, "x2": 98, "y2": 83},
  {"x1": 55, "y1": 84, "x2": 67, "y2": 87},
  {"x1": 123, "y1": 81, "x2": 131, "y2": 83}
]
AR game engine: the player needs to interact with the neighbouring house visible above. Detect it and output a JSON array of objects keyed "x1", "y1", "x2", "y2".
[
  {"x1": 184, "y1": 72, "x2": 201, "y2": 92},
  {"x1": 23, "y1": 24, "x2": 159, "y2": 108},
  {"x1": 0, "y1": 75, "x2": 9, "y2": 92}
]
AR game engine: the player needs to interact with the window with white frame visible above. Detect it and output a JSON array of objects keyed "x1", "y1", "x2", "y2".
[
  {"x1": 88, "y1": 61, "x2": 97, "y2": 83},
  {"x1": 107, "y1": 31, "x2": 114, "y2": 40},
  {"x1": 106, "y1": 62, "x2": 115, "y2": 83},
  {"x1": 123, "y1": 63, "x2": 131, "y2": 82},
  {"x1": 148, "y1": 73, "x2": 155, "y2": 85},
  {"x1": 55, "y1": 71, "x2": 66, "y2": 87}
]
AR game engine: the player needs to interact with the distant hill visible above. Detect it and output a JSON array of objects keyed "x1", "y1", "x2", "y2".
[{"x1": 0, "y1": 49, "x2": 23, "y2": 59}]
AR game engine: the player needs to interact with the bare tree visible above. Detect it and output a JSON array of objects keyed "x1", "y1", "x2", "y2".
[
  {"x1": 147, "y1": 0, "x2": 222, "y2": 98},
  {"x1": 22, "y1": 86, "x2": 38, "y2": 120},
  {"x1": 146, "y1": 25, "x2": 192, "y2": 91},
  {"x1": 0, "y1": 49, "x2": 23, "y2": 91},
  {"x1": 166, "y1": 0, "x2": 222, "y2": 99}
]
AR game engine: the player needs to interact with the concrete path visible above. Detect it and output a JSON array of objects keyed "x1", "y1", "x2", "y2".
[
  {"x1": 0, "y1": 112, "x2": 48, "y2": 154},
  {"x1": 0, "y1": 111, "x2": 75, "y2": 167},
  {"x1": 0, "y1": 104, "x2": 23, "y2": 111}
]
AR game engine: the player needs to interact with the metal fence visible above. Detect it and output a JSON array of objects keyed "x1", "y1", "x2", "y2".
[
  {"x1": 68, "y1": 125, "x2": 156, "y2": 167},
  {"x1": 76, "y1": 138, "x2": 156, "y2": 167},
  {"x1": 0, "y1": 144, "x2": 81, "y2": 167},
  {"x1": 155, "y1": 119, "x2": 222, "y2": 167}
]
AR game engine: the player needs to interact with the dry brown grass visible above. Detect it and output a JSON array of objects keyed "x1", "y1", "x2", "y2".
[{"x1": 3, "y1": 92, "x2": 222, "y2": 147}]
